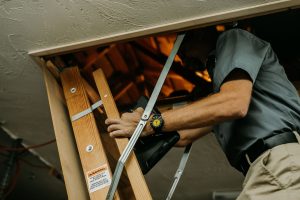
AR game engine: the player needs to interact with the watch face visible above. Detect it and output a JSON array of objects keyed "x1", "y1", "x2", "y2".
[
  {"x1": 150, "y1": 114, "x2": 164, "y2": 131},
  {"x1": 152, "y1": 118, "x2": 161, "y2": 127}
]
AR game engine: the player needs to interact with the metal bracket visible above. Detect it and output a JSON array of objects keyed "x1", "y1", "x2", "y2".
[{"x1": 71, "y1": 100, "x2": 103, "y2": 121}]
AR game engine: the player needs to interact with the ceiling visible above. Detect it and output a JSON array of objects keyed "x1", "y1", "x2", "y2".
[{"x1": 1, "y1": 1, "x2": 300, "y2": 200}]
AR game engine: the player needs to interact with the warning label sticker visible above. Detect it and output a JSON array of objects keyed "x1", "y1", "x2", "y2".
[{"x1": 86, "y1": 164, "x2": 111, "y2": 193}]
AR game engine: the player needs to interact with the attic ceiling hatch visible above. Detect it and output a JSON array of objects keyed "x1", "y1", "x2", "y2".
[
  {"x1": 46, "y1": 33, "x2": 211, "y2": 106},
  {"x1": 29, "y1": 7, "x2": 300, "y2": 200}
]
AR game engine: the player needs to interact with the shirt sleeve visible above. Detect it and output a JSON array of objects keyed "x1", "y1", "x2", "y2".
[{"x1": 213, "y1": 28, "x2": 270, "y2": 91}]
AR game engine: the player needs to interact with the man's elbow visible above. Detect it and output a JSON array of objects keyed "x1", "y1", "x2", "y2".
[
  {"x1": 175, "y1": 135, "x2": 192, "y2": 147},
  {"x1": 175, "y1": 139, "x2": 192, "y2": 147},
  {"x1": 232, "y1": 101, "x2": 249, "y2": 119},
  {"x1": 239, "y1": 106, "x2": 249, "y2": 118},
  {"x1": 222, "y1": 95, "x2": 250, "y2": 119}
]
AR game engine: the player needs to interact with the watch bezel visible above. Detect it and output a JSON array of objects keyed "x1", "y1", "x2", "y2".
[{"x1": 150, "y1": 113, "x2": 164, "y2": 132}]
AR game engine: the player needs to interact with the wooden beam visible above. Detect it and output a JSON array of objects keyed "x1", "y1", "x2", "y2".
[
  {"x1": 82, "y1": 78, "x2": 104, "y2": 114},
  {"x1": 42, "y1": 66, "x2": 89, "y2": 200},
  {"x1": 114, "y1": 82, "x2": 134, "y2": 101},
  {"x1": 46, "y1": 60, "x2": 104, "y2": 114},
  {"x1": 83, "y1": 45, "x2": 115, "y2": 72},
  {"x1": 60, "y1": 67, "x2": 120, "y2": 200},
  {"x1": 107, "y1": 47, "x2": 129, "y2": 74},
  {"x1": 93, "y1": 68, "x2": 152, "y2": 200},
  {"x1": 94, "y1": 56, "x2": 114, "y2": 78},
  {"x1": 45, "y1": 60, "x2": 60, "y2": 81},
  {"x1": 119, "y1": 44, "x2": 139, "y2": 70}
]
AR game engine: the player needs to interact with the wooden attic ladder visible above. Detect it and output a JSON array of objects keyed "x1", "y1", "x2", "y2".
[
  {"x1": 42, "y1": 32, "x2": 186, "y2": 200},
  {"x1": 48, "y1": 63, "x2": 152, "y2": 200}
]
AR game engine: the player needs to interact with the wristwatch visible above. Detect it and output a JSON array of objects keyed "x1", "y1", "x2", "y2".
[{"x1": 149, "y1": 113, "x2": 164, "y2": 133}]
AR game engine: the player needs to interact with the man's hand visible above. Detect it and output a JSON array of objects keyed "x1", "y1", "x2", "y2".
[{"x1": 105, "y1": 107, "x2": 154, "y2": 138}]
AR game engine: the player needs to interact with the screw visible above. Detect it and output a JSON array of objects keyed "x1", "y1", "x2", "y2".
[
  {"x1": 70, "y1": 88, "x2": 76, "y2": 93},
  {"x1": 86, "y1": 145, "x2": 93, "y2": 152}
]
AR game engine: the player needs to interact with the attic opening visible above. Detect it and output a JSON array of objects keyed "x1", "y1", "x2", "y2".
[
  {"x1": 39, "y1": 8, "x2": 300, "y2": 113},
  {"x1": 42, "y1": 33, "x2": 212, "y2": 112}
]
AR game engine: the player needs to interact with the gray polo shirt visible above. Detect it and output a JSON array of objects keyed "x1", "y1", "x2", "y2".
[{"x1": 212, "y1": 28, "x2": 300, "y2": 171}]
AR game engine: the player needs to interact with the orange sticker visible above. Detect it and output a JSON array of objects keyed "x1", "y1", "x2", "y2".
[{"x1": 86, "y1": 164, "x2": 111, "y2": 193}]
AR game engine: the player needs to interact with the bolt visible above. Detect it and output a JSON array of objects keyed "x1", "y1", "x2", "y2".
[
  {"x1": 70, "y1": 87, "x2": 76, "y2": 93},
  {"x1": 86, "y1": 145, "x2": 93, "y2": 152}
]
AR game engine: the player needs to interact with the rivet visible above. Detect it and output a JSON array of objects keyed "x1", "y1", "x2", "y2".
[
  {"x1": 86, "y1": 145, "x2": 93, "y2": 152},
  {"x1": 104, "y1": 94, "x2": 108, "y2": 98},
  {"x1": 70, "y1": 87, "x2": 76, "y2": 93}
]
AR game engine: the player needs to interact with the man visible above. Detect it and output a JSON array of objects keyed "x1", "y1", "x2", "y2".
[{"x1": 105, "y1": 27, "x2": 300, "y2": 199}]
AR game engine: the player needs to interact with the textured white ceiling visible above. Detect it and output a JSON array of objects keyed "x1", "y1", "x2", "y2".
[{"x1": 0, "y1": 0, "x2": 299, "y2": 199}]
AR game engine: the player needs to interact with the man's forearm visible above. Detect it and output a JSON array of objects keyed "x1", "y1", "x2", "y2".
[
  {"x1": 161, "y1": 93, "x2": 236, "y2": 132},
  {"x1": 160, "y1": 76, "x2": 252, "y2": 133},
  {"x1": 106, "y1": 70, "x2": 252, "y2": 138}
]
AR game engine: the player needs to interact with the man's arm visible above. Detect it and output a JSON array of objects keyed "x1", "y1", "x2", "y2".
[
  {"x1": 105, "y1": 69, "x2": 253, "y2": 139},
  {"x1": 161, "y1": 69, "x2": 252, "y2": 132}
]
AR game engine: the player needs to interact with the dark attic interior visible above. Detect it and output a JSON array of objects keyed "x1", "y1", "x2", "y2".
[{"x1": 44, "y1": 30, "x2": 211, "y2": 113}]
